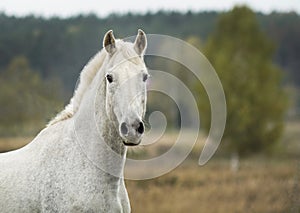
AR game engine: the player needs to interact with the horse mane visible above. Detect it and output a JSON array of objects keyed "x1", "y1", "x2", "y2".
[
  {"x1": 47, "y1": 48, "x2": 107, "y2": 126},
  {"x1": 47, "y1": 39, "x2": 139, "y2": 126}
]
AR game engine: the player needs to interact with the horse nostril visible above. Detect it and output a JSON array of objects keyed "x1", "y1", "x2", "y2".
[
  {"x1": 121, "y1": 122, "x2": 128, "y2": 135},
  {"x1": 137, "y1": 122, "x2": 144, "y2": 134}
]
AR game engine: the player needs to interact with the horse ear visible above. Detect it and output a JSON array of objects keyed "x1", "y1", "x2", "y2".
[
  {"x1": 103, "y1": 30, "x2": 116, "y2": 55},
  {"x1": 134, "y1": 29, "x2": 147, "y2": 56}
]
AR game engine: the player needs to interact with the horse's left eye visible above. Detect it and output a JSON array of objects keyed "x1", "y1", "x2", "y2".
[
  {"x1": 143, "y1": 74, "x2": 148, "y2": 82},
  {"x1": 106, "y1": 74, "x2": 113, "y2": 83}
]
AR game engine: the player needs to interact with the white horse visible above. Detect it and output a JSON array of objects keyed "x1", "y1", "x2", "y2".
[{"x1": 0, "y1": 29, "x2": 148, "y2": 212}]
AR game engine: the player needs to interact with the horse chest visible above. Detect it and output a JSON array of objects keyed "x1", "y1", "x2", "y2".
[{"x1": 36, "y1": 151, "x2": 128, "y2": 212}]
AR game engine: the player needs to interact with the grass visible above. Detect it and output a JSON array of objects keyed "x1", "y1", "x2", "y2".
[
  {"x1": 124, "y1": 122, "x2": 300, "y2": 212},
  {"x1": 126, "y1": 157, "x2": 299, "y2": 213},
  {"x1": 0, "y1": 137, "x2": 32, "y2": 153}
]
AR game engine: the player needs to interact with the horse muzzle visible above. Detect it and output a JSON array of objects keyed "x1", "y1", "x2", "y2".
[{"x1": 119, "y1": 119, "x2": 144, "y2": 146}]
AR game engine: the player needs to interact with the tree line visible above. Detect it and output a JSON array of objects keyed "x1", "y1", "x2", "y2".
[{"x1": 0, "y1": 9, "x2": 299, "y2": 94}]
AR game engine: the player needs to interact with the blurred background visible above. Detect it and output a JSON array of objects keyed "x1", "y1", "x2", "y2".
[{"x1": 0, "y1": 0, "x2": 299, "y2": 212}]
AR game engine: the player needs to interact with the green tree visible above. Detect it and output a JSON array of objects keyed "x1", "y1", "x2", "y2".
[
  {"x1": 0, "y1": 56, "x2": 63, "y2": 136},
  {"x1": 201, "y1": 6, "x2": 288, "y2": 155}
]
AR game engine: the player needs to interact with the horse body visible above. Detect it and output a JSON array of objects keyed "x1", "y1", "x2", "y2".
[
  {"x1": 0, "y1": 29, "x2": 148, "y2": 212},
  {"x1": 0, "y1": 120, "x2": 129, "y2": 212}
]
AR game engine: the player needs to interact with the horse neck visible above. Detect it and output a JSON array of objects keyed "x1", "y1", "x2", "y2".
[{"x1": 71, "y1": 66, "x2": 127, "y2": 178}]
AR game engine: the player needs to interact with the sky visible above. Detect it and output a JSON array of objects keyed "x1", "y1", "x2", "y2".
[{"x1": 0, "y1": 0, "x2": 299, "y2": 18}]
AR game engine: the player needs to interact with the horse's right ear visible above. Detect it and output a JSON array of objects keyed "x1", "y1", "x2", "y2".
[
  {"x1": 134, "y1": 29, "x2": 147, "y2": 56},
  {"x1": 103, "y1": 30, "x2": 116, "y2": 55}
]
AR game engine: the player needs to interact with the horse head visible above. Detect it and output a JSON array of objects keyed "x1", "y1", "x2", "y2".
[{"x1": 103, "y1": 29, "x2": 148, "y2": 146}]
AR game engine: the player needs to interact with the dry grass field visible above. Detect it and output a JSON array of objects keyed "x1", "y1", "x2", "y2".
[
  {"x1": 0, "y1": 122, "x2": 299, "y2": 212},
  {"x1": 125, "y1": 122, "x2": 300, "y2": 213},
  {"x1": 126, "y1": 158, "x2": 299, "y2": 213},
  {"x1": 0, "y1": 137, "x2": 32, "y2": 153}
]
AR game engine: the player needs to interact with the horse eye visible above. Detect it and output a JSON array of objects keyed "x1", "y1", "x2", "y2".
[
  {"x1": 106, "y1": 74, "x2": 113, "y2": 83},
  {"x1": 143, "y1": 74, "x2": 148, "y2": 82}
]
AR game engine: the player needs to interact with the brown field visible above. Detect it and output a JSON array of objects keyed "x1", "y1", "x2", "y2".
[
  {"x1": 0, "y1": 137, "x2": 32, "y2": 153},
  {"x1": 127, "y1": 122, "x2": 300, "y2": 213},
  {"x1": 126, "y1": 158, "x2": 299, "y2": 213},
  {"x1": 0, "y1": 122, "x2": 299, "y2": 212}
]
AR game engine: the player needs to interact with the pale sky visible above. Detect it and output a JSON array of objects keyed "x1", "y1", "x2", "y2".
[{"x1": 0, "y1": 0, "x2": 299, "y2": 17}]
